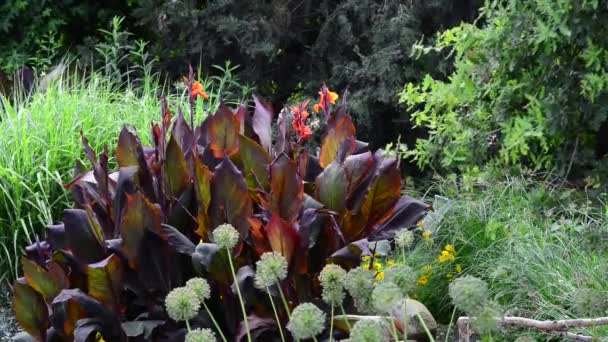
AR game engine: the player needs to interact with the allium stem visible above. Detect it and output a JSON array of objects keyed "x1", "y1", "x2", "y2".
[
  {"x1": 276, "y1": 283, "x2": 291, "y2": 319},
  {"x1": 416, "y1": 312, "x2": 436, "y2": 342},
  {"x1": 390, "y1": 319, "x2": 400, "y2": 342},
  {"x1": 401, "y1": 247, "x2": 406, "y2": 263},
  {"x1": 329, "y1": 305, "x2": 334, "y2": 342},
  {"x1": 186, "y1": 319, "x2": 191, "y2": 332},
  {"x1": 227, "y1": 251, "x2": 252, "y2": 342},
  {"x1": 265, "y1": 286, "x2": 286, "y2": 342},
  {"x1": 203, "y1": 301, "x2": 228, "y2": 342},
  {"x1": 403, "y1": 301, "x2": 408, "y2": 342},
  {"x1": 340, "y1": 305, "x2": 352, "y2": 330},
  {"x1": 443, "y1": 306, "x2": 457, "y2": 342}
]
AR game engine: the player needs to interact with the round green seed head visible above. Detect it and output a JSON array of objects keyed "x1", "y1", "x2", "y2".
[
  {"x1": 254, "y1": 251, "x2": 289, "y2": 289},
  {"x1": 185, "y1": 328, "x2": 217, "y2": 342},
  {"x1": 395, "y1": 230, "x2": 414, "y2": 249},
  {"x1": 319, "y1": 264, "x2": 347, "y2": 306},
  {"x1": 344, "y1": 267, "x2": 375, "y2": 312},
  {"x1": 213, "y1": 223, "x2": 239, "y2": 250},
  {"x1": 349, "y1": 318, "x2": 389, "y2": 342},
  {"x1": 472, "y1": 301, "x2": 502, "y2": 335},
  {"x1": 186, "y1": 277, "x2": 211, "y2": 302},
  {"x1": 165, "y1": 286, "x2": 201, "y2": 322},
  {"x1": 372, "y1": 281, "x2": 404, "y2": 314},
  {"x1": 286, "y1": 303, "x2": 326, "y2": 340},
  {"x1": 448, "y1": 275, "x2": 489, "y2": 315},
  {"x1": 384, "y1": 264, "x2": 417, "y2": 296}
]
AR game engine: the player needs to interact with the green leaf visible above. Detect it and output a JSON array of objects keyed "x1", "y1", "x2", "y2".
[
  {"x1": 237, "y1": 134, "x2": 271, "y2": 191},
  {"x1": 13, "y1": 278, "x2": 49, "y2": 341},
  {"x1": 165, "y1": 133, "x2": 191, "y2": 197},
  {"x1": 315, "y1": 161, "x2": 348, "y2": 213},
  {"x1": 22, "y1": 257, "x2": 68, "y2": 303},
  {"x1": 86, "y1": 254, "x2": 123, "y2": 309}
]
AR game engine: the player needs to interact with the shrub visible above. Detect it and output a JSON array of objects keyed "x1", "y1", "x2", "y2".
[
  {"x1": 400, "y1": 0, "x2": 608, "y2": 178},
  {"x1": 12, "y1": 84, "x2": 427, "y2": 340}
]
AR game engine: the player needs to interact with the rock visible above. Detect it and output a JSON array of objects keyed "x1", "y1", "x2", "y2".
[{"x1": 391, "y1": 299, "x2": 438, "y2": 341}]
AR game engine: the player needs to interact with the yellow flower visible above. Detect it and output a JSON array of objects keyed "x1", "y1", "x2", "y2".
[
  {"x1": 423, "y1": 265, "x2": 433, "y2": 272},
  {"x1": 446, "y1": 273, "x2": 453, "y2": 279},
  {"x1": 374, "y1": 262, "x2": 383, "y2": 272},
  {"x1": 375, "y1": 271, "x2": 385, "y2": 281},
  {"x1": 386, "y1": 259, "x2": 395, "y2": 267},
  {"x1": 417, "y1": 275, "x2": 429, "y2": 286},
  {"x1": 422, "y1": 231, "x2": 432, "y2": 241},
  {"x1": 416, "y1": 220, "x2": 424, "y2": 228},
  {"x1": 362, "y1": 255, "x2": 371, "y2": 262},
  {"x1": 444, "y1": 244, "x2": 455, "y2": 253},
  {"x1": 360, "y1": 262, "x2": 370, "y2": 270},
  {"x1": 437, "y1": 250, "x2": 455, "y2": 263},
  {"x1": 456, "y1": 264, "x2": 462, "y2": 273},
  {"x1": 95, "y1": 333, "x2": 106, "y2": 342}
]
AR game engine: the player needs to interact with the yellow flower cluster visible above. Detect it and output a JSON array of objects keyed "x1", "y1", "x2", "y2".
[
  {"x1": 360, "y1": 254, "x2": 395, "y2": 281},
  {"x1": 437, "y1": 244, "x2": 456, "y2": 263}
]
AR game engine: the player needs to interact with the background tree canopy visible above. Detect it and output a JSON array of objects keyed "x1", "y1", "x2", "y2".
[{"x1": 0, "y1": 0, "x2": 480, "y2": 148}]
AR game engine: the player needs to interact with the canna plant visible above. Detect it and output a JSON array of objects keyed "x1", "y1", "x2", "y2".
[{"x1": 12, "y1": 80, "x2": 428, "y2": 341}]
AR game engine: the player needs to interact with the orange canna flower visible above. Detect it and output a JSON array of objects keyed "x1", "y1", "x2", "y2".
[
  {"x1": 327, "y1": 90, "x2": 339, "y2": 104},
  {"x1": 291, "y1": 100, "x2": 313, "y2": 141},
  {"x1": 313, "y1": 103, "x2": 321, "y2": 113},
  {"x1": 191, "y1": 81, "x2": 209, "y2": 100},
  {"x1": 316, "y1": 85, "x2": 339, "y2": 114}
]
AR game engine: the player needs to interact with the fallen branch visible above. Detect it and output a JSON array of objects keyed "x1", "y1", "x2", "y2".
[{"x1": 456, "y1": 316, "x2": 608, "y2": 342}]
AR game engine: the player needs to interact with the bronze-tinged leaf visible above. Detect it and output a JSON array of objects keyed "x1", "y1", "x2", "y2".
[
  {"x1": 315, "y1": 161, "x2": 348, "y2": 213},
  {"x1": 270, "y1": 154, "x2": 303, "y2": 223},
  {"x1": 63, "y1": 209, "x2": 106, "y2": 264},
  {"x1": 209, "y1": 158, "x2": 253, "y2": 240},
  {"x1": 171, "y1": 108, "x2": 195, "y2": 156},
  {"x1": 238, "y1": 134, "x2": 271, "y2": 191},
  {"x1": 22, "y1": 257, "x2": 68, "y2": 303},
  {"x1": 13, "y1": 278, "x2": 49, "y2": 341},
  {"x1": 248, "y1": 217, "x2": 270, "y2": 257},
  {"x1": 119, "y1": 193, "x2": 162, "y2": 268},
  {"x1": 367, "y1": 196, "x2": 429, "y2": 241},
  {"x1": 209, "y1": 105, "x2": 240, "y2": 158},
  {"x1": 319, "y1": 112, "x2": 356, "y2": 168},
  {"x1": 116, "y1": 126, "x2": 142, "y2": 167},
  {"x1": 264, "y1": 214, "x2": 300, "y2": 265},
  {"x1": 86, "y1": 254, "x2": 123, "y2": 309},
  {"x1": 344, "y1": 152, "x2": 375, "y2": 197},
  {"x1": 165, "y1": 134, "x2": 191, "y2": 197},
  {"x1": 194, "y1": 159, "x2": 212, "y2": 239},
  {"x1": 252, "y1": 96, "x2": 273, "y2": 154}
]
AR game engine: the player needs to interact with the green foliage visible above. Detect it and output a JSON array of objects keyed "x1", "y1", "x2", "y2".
[
  {"x1": 11, "y1": 85, "x2": 427, "y2": 340},
  {"x1": 400, "y1": 0, "x2": 608, "y2": 177}
]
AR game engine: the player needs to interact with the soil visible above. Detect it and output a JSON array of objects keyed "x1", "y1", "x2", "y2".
[{"x1": 0, "y1": 285, "x2": 20, "y2": 342}]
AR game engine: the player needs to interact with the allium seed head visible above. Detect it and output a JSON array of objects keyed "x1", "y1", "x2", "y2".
[
  {"x1": 344, "y1": 267, "x2": 375, "y2": 312},
  {"x1": 165, "y1": 286, "x2": 201, "y2": 322},
  {"x1": 186, "y1": 277, "x2": 211, "y2": 302},
  {"x1": 286, "y1": 303, "x2": 326, "y2": 340},
  {"x1": 448, "y1": 275, "x2": 489, "y2": 315},
  {"x1": 573, "y1": 288, "x2": 608, "y2": 317},
  {"x1": 349, "y1": 318, "x2": 389, "y2": 342},
  {"x1": 372, "y1": 281, "x2": 404, "y2": 313},
  {"x1": 213, "y1": 224, "x2": 239, "y2": 250},
  {"x1": 384, "y1": 264, "x2": 417, "y2": 296},
  {"x1": 319, "y1": 264, "x2": 347, "y2": 306},
  {"x1": 472, "y1": 301, "x2": 502, "y2": 335},
  {"x1": 185, "y1": 328, "x2": 217, "y2": 342},
  {"x1": 254, "y1": 251, "x2": 288, "y2": 289},
  {"x1": 395, "y1": 230, "x2": 415, "y2": 249}
]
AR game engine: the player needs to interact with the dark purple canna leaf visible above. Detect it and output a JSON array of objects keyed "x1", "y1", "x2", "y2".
[
  {"x1": 22, "y1": 257, "x2": 68, "y2": 303},
  {"x1": 236, "y1": 314, "x2": 277, "y2": 342},
  {"x1": 315, "y1": 160, "x2": 348, "y2": 213},
  {"x1": 319, "y1": 108, "x2": 356, "y2": 168},
  {"x1": 264, "y1": 214, "x2": 300, "y2": 265},
  {"x1": 209, "y1": 158, "x2": 253, "y2": 240},
  {"x1": 367, "y1": 196, "x2": 429, "y2": 241},
  {"x1": 121, "y1": 320, "x2": 165, "y2": 339},
  {"x1": 171, "y1": 108, "x2": 195, "y2": 156},
  {"x1": 237, "y1": 134, "x2": 271, "y2": 191},
  {"x1": 64, "y1": 209, "x2": 106, "y2": 264},
  {"x1": 191, "y1": 243, "x2": 231, "y2": 285},
  {"x1": 270, "y1": 154, "x2": 304, "y2": 224},
  {"x1": 116, "y1": 126, "x2": 156, "y2": 201},
  {"x1": 46, "y1": 224, "x2": 66, "y2": 251},
  {"x1": 13, "y1": 278, "x2": 49, "y2": 341},
  {"x1": 86, "y1": 254, "x2": 123, "y2": 310},
  {"x1": 252, "y1": 95, "x2": 273, "y2": 154},
  {"x1": 165, "y1": 134, "x2": 191, "y2": 197},
  {"x1": 119, "y1": 193, "x2": 162, "y2": 269},
  {"x1": 327, "y1": 238, "x2": 371, "y2": 269},
  {"x1": 160, "y1": 224, "x2": 196, "y2": 254}
]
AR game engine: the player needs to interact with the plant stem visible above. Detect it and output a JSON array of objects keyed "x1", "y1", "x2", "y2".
[
  {"x1": 416, "y1": 312, "x2": 436, "y2": 342},
  {"x1": 227, "y1": 251, "x2": 252, "y2": 342},
  {"x1": 340, "y1": 305, "x2": 352, "y2": 331},
  {"x1": 185, "y1": 319, "x2": 191, "y2": 332},
  {"x1": 390, "y1": 319, "x2": 400, "y2": 342},
  {"x1": 276, "y1": 282, "x2": 291, "y2": 318},
  {"x1": 444, "y1": 306, "x2": 457, "y2": 342},
  {"x1": 265, "y1": 286, "x2": 286, "y2": 342},
  {"x1": 203, "y1": 301, "x2": 228, "y2": 342},
  {"x1": 401, "y1": 246, "x2": 406, "y2": 263},
  {"x1": 403, "y1": 300, "x2": 408, "y2": 342},
  {"x1": 329, "y1": 305, "x2": 334, "y2": 342}
]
